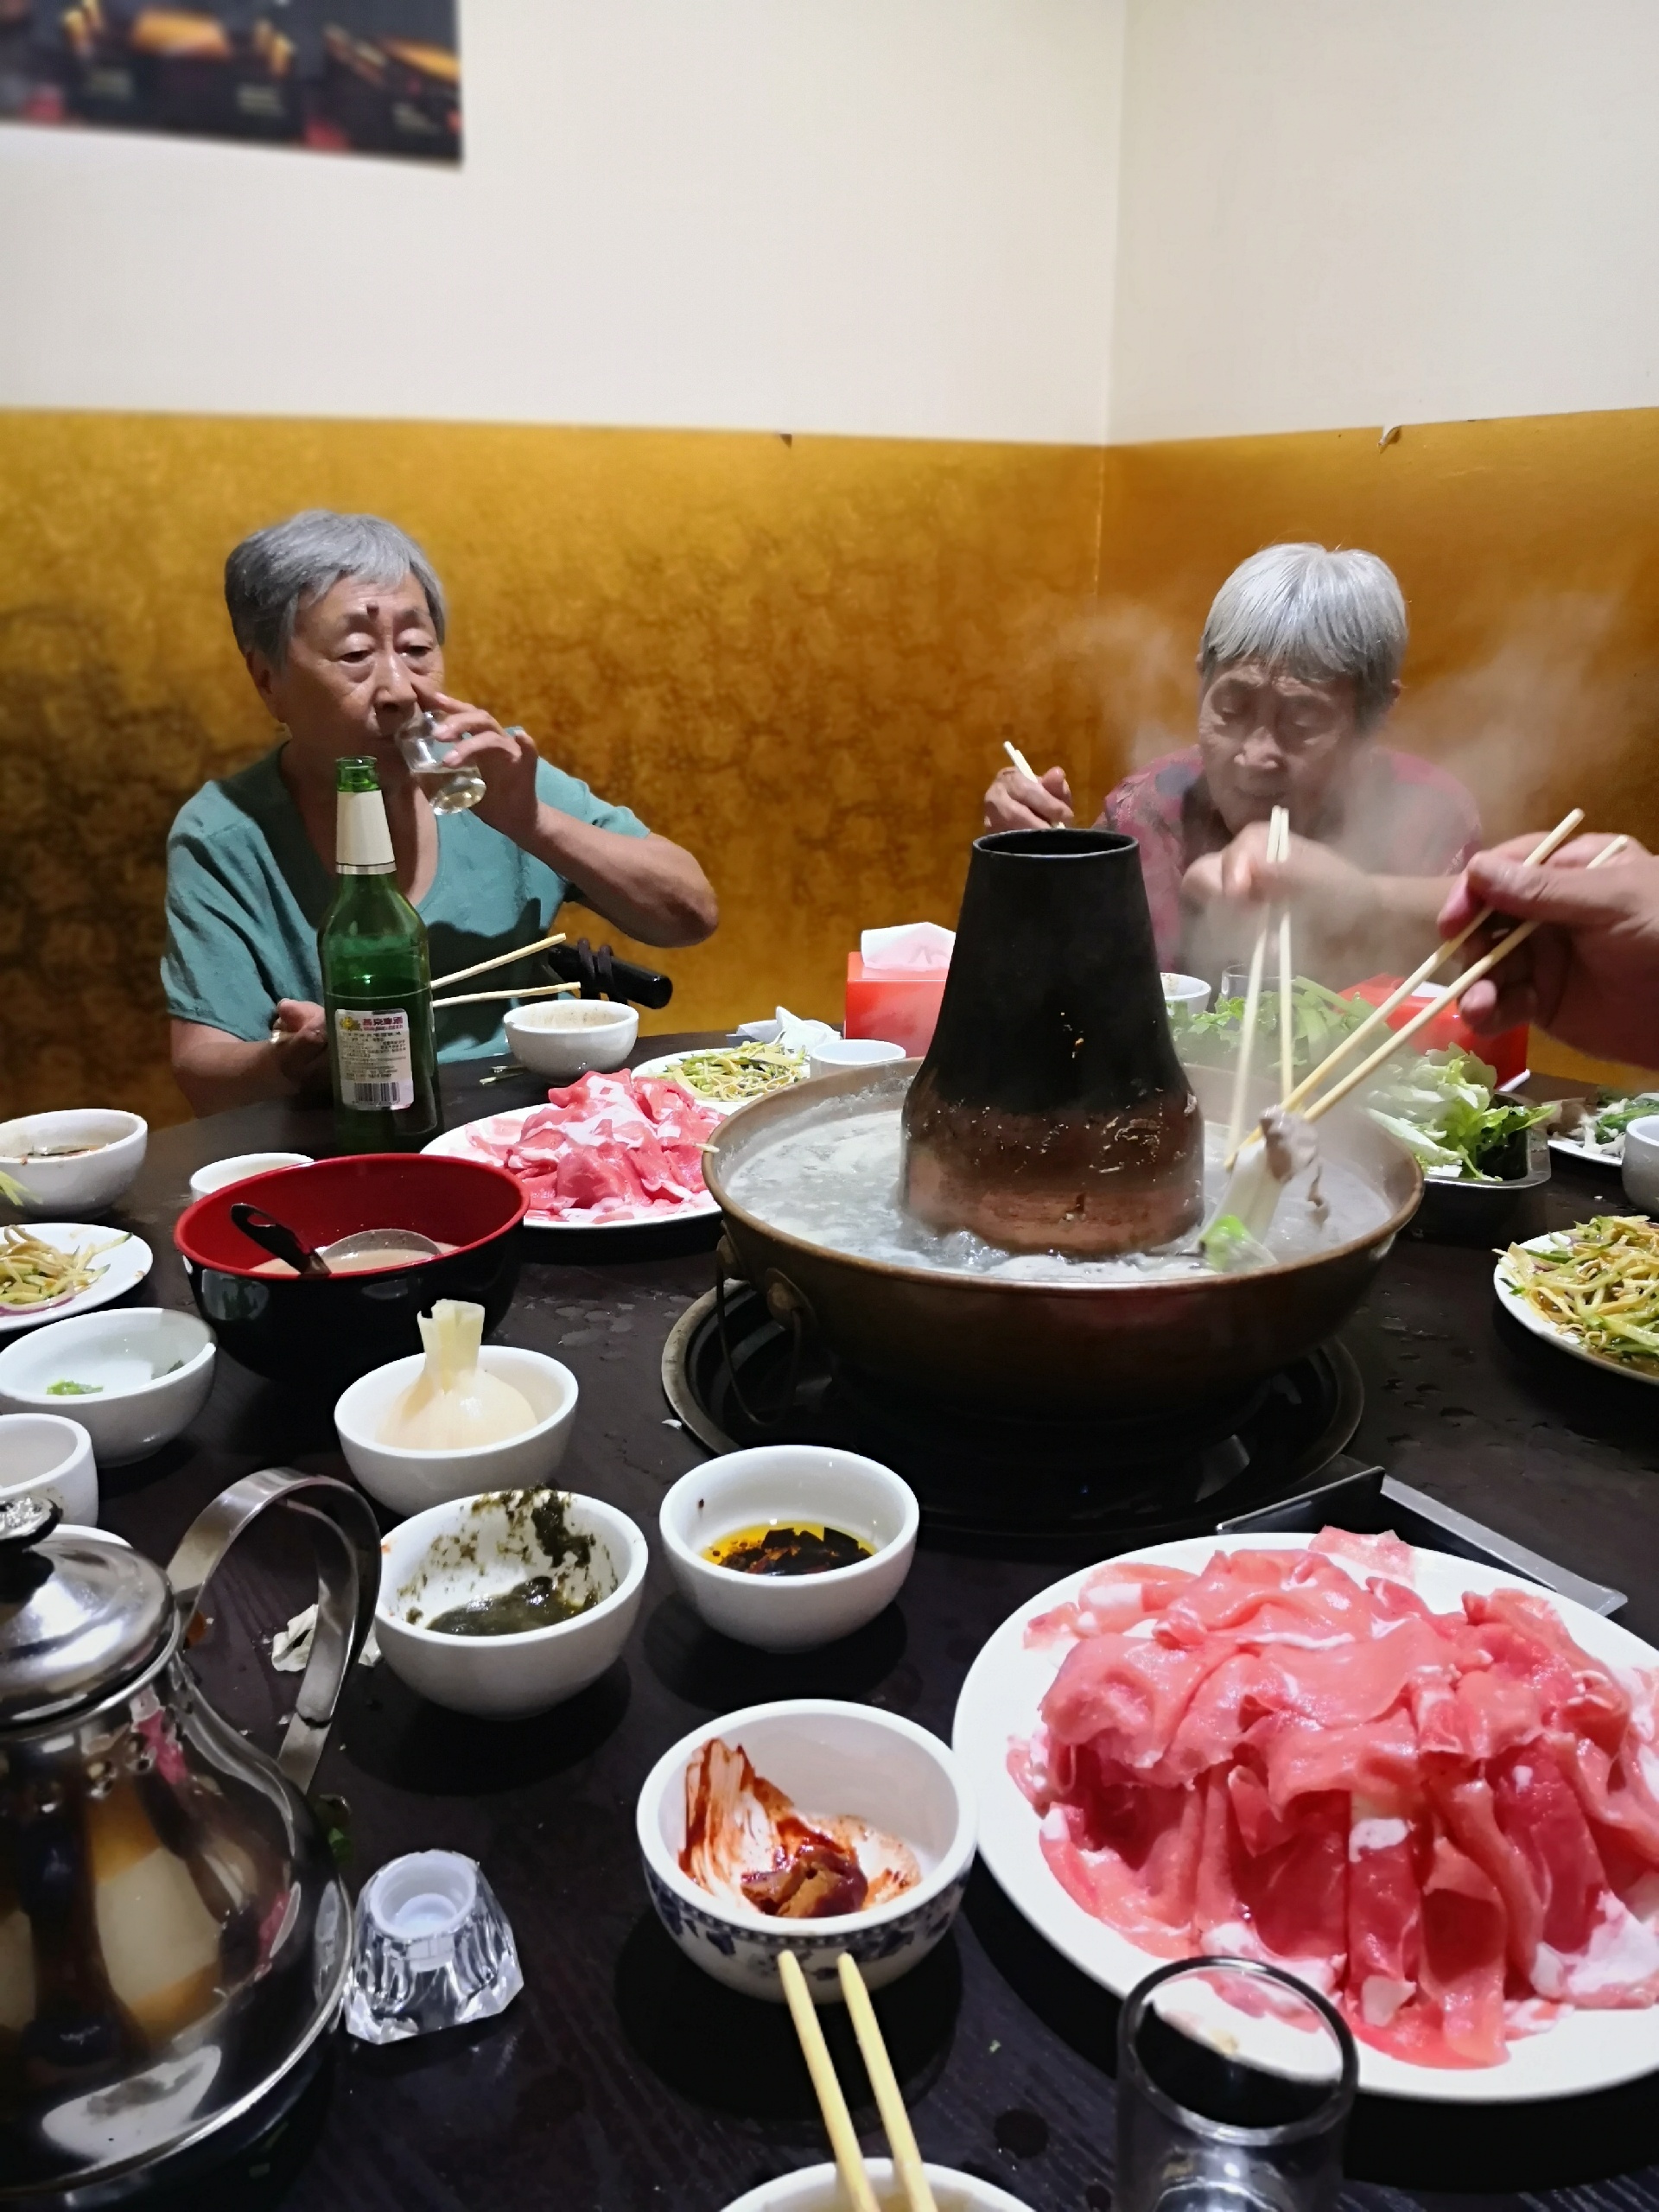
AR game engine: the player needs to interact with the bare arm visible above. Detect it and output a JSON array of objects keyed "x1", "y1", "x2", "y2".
[
  {"x1": 520, "y1": 815, "x2": 717, "y2": 948},
  {"x1": 170, "y1": 1001, "x2": 329, "y2": 1116}
]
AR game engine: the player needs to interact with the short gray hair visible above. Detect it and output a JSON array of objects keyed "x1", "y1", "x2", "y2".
[
  {"x1": 1198, "y1": 543, "x2": 1407, "y2": 727},
  {"x1": 224, "y1": 509, "x2": 447, "y2": 664}
]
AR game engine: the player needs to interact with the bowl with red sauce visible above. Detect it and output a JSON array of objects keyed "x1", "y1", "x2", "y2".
[
  {"x1": 658, "y1": 1446, "x2": 918, "y2": 1652},
  {"x1": 175, "y1": 1153, "x2": 525, "y2": 1387},
  {"x1": 635, "y1": 1698, "x2": 976, "y2": 2000}
]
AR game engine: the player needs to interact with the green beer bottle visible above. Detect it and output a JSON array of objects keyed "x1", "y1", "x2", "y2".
[{"x1": 320, "y1": 756, "x2": 440, "y2": 1151}]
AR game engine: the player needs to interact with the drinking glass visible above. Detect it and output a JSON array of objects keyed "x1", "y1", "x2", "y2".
[
  {"x1": 397, "y1": 712, "x2": 486, "y2": 815},
  {"x1": 1116, "y1": 1958, "x2": 1357, "y2": 2212}
]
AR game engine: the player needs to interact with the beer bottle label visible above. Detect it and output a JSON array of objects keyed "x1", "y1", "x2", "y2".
[{"x1": 334, "y1": 1008, "x2": 415, "y2": 1109}]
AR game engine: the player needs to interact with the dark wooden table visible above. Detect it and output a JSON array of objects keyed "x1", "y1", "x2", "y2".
[{"x1": 74, "y1": 1046, "x2": 1659, "y2": 2212}]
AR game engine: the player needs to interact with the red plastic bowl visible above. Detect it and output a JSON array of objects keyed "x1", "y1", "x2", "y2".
[{"x1": 176, "y1": 1154, "x2": 527, "y2": 1386}]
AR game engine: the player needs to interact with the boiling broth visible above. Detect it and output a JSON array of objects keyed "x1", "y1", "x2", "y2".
[{"x1": 724, "y1": 1097, "x2": 1391, "y2": 1281}]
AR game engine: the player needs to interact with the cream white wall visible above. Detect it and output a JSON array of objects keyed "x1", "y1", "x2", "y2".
[
  {"x1": 1109, "y1": 0, "x2": 1659, "y2": 442},
  {"x1": 0, "y1": 0, "x2": 1124, "y2": 444}
]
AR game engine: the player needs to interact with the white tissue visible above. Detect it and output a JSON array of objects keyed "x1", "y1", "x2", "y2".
[
  {"x1": 734, "y1": 1006, "x2": 841, "y2": 1051},
  {"x1": 859, "y1": 923, "x2": 956, "y2": 973}
]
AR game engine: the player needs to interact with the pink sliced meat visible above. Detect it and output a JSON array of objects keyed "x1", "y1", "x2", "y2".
[
  {"x1": 1014, "y1": 1532, "x2": 1659, "y2": 2070},
  {"x1": 454, "y1": 1072, "x2": 721, "y2": 1224}
]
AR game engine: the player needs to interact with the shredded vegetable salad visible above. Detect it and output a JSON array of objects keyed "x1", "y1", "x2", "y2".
[
  {"x1": 1501, "y1": 1216, "x2": 1659, "y2": 1375},
  {"x1": 0, "y1": 1225, "x2": 127, "y2": 1313},
  {"x1": 648, "y1": 1044, "x2": 808, "y2": 1103}
]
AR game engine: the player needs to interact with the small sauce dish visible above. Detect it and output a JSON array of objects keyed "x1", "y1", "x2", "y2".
[
  {"x1": 334, "y1": 1345, "x2": 578, "y2": 1515},
  {"x1": 659, "y1": 1446, "x2": 918, "y2": 1651},
  {"x1": 0, "y1": 1411, "x2": 99, "y2": 1524},
  {"x1": 723, "y1": 2164, "x2": 1032, "y2": 2211},
  {"x1": 0, "y1": 1110, "x2": 147, "y2": 1218},
  {"x1": 1621, "y1": 1114, "x2": 1659, "y2": 1213},
  {"x1": 505, "y1": 999, "x2": 639, "y2": 1082},
  {"x1": 375, "y1": 1487, "x2": 647, "y2": 1718},
  {"x1": 636, "y1": 1697, "x2": 974, "y2": 2001},
  {"x1": 188, "y1": 1151, "x2": 313, "y2": 1198},
  {"x1": 0, "y1": 1309, "x2": 214, "y2": 1465}
]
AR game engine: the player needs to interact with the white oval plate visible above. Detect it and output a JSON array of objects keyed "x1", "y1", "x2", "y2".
[
  {"x1": 632, "y1": 1049, "x2": 808, "y2": 1117},
  {"x1": 1548, "y1": 1132, "x2": 1624, "y2": 1169},
  {"x1": 953, "y1": 1531, "x2": 1659, "y2": 2103},
  {"x1": 1494, "y1": 1229, "x2": 1659, "y2": 1389},
  {"x1": 0, "y1": 1225, "x2": 153, "y2": 1335},
  {"x1": 425, "y1": 1107, "x2": 718, "y2": 1232}
]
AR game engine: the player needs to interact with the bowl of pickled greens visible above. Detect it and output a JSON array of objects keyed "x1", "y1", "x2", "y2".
[{"x1": 375, "y1": 1485, "x2": 648, "y2": 1717}]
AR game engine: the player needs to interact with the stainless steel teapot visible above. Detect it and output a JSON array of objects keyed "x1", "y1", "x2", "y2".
[{"x1": 0, "y1": 1469, "x2": 380, "y2": 2202}]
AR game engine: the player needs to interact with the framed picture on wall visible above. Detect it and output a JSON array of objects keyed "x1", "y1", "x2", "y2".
[{"x1": 0, "y1": 0, "x2": 460, "y2": 160}]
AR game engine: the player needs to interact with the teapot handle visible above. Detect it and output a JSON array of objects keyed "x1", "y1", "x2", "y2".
[{"x1": 166, "y1": 1468, "x2": 382, "y2": 1794}]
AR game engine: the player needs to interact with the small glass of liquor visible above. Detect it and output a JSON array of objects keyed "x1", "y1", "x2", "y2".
[
  {"x1": 397, "y1": 711, "x2": 486, "y2": 816},
  {"x1": 1116, "y1": 1958, "x2": 1357, "y2": 2212}
]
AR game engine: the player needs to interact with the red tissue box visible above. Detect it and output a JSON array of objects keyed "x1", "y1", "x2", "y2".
[
  {"x1": 845, "y1": 954, "x2": 947, "y2": 1058},
  {"x1": 1343, "y1": 976, "x2": 1528, "y2": 1087}
]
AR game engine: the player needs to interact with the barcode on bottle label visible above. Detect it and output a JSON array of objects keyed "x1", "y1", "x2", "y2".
[{"x1": 335, "y1": 1008, "x2": 415, "y2": 1111}]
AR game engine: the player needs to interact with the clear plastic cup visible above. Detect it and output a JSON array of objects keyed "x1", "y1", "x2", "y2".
[
  {"x1": 1116, "y1": 1958, "x2": 1357, "y2": 2212},
  {"x1": 344, "y1": 1850, "x2": 523, "y2": 2044}
]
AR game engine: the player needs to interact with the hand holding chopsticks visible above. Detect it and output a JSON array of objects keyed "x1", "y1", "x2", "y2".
[
  {"x1": 430, "y1": 931, "x2": 566, "y2": 992},
  {"x1": 1297, "y1": 831, "x2": 1630, "y2": 1127},
  {"x1": 778, "y1": 1950, "x2": 938, "y2": 2212}
]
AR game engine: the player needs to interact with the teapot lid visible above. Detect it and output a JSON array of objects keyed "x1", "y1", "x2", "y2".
[{"x1": 0, "y1": 1497, "x2": 175, "y2": 1725}]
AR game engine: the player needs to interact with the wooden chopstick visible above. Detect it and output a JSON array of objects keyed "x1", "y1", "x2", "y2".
[
  {"x1": 1277, "y1": 894, "x2": 1294, "y2": 1105},
  {"x1": 837, "y1": 1955, "x2": 938, "y2": 2212},
  {"x1": 778, "y1": 1952, "x2": 880, "y2": 2212},
  {"x1": 1003, "y1": 739, "x2": 1039, "y2": 783},
  {"x1": 1274, "y1": 809, "x2": 1585, "y2": 1119},
  {"x1": 430, "y1": 980, "x2": 582, "y2": 1010},
  {"x1": 1224, "y1": 805, "x2": 1289, "y2": 1163},
  {"x1": 1302, "y1": 832, "x2": 1631, "y2": 1128},
  {"x1": 430, "y1": 931, "x2": 567, "y2": 992}
]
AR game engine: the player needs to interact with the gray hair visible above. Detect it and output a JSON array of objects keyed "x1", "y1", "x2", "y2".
[
  {"x1": 224, "y1": 509, "x2": 447, "y2": 664},
  {"x1": 1198, "y1": 543, "x2": 1407, "y2": 727}
]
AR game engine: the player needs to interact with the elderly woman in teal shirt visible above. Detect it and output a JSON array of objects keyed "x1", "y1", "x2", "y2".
[{"x1": 163, "y1": 510, "x2": 718, "y2": 1114}]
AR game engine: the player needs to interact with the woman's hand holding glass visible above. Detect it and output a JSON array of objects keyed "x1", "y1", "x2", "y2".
[{"x1": 410, "y1": 681, "x2": 543, "y2": 847}]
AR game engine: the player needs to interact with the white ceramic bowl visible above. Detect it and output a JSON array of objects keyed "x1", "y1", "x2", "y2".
[
  {"x1": 807, "y1": 1037, "x2": 907, "y2": 1082},
  {"x1": 375, "y1": 1488, "x2": 648, "y2": 1717},
  {"x1": 723, "y1": 2164, "x2": 1032, "y2": 2212},
  {"x1": 1620, "y1": 1114, "x2": 1659, "y2": 1212},
  {"x1": 0, "y1": 1412, "x2": 98, "y2": 1524},
  {"x1": 188, "y1": 1151, "x2": 313, "y2": 1198},
  {"x1": 504, "y1": 1000, "x2": 639, "y2": 1082},
  {"x1": 334, "y1": 1345, "x2": 579, "y2": 1516},
  {"x1": 0, "y1": 1111, "x2": 147, "y2": 1218},
  {"x1": 1161, "y1": 970, "x2": 1211, "y2": 1013},
  {"x1": 0, "y1": 1309, "x2": 215, "y2": 1465},
  {"x1": 637, "y1": 1699, "x2": 976, "y2": 2002},
  {"x1": 659, "y1": 1446, "x2": 918, "y2": 1651}
]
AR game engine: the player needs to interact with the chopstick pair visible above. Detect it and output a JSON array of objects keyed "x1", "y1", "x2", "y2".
[
  {"x1": 778, "y1": 1950, "x2": 938, "y2": 2212},
  {"x1": 1292, "y1": 828, "x2": 1630, "y2": 1128},
  {"x1": 429, "y1": 980, "x2": 582, "y2": 1011},
  {"x1": 1223, "y1": 804, "x2": 1293, "y2": 1166},
  {"x1": 430, "y1": 930, "x2": 566, "y2": 992}
]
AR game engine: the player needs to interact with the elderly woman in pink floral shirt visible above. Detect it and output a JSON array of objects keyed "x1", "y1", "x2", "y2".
[{"x1": 984, "y1": 544, "x2": 1481, "y2": 988}]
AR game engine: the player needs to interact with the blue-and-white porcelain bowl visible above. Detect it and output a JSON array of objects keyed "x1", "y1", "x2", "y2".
[{"x1": 636, "y1": 1698, "x2": 976, "y2": 2002}]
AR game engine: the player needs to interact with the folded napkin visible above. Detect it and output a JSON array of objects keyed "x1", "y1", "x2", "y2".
[
  {"x1": 859, "y1": 923, "x2": 955, "y2": 973},
  {"x1": 734, "y1": 1006, "x2": 841, "y2": 1051}
]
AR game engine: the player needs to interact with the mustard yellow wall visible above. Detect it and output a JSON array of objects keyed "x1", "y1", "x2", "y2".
[{"x1": 3, "y1": 404, "x2": 1657, "y2": 1127}]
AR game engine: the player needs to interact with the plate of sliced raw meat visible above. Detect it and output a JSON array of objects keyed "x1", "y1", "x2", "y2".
[
  {"x1": 953, "y1": 1529, "x2": 1659, "y2": 2100},
  {"x1": 425, "y1": 1071, "x2": 722, "y2": 1230}
]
